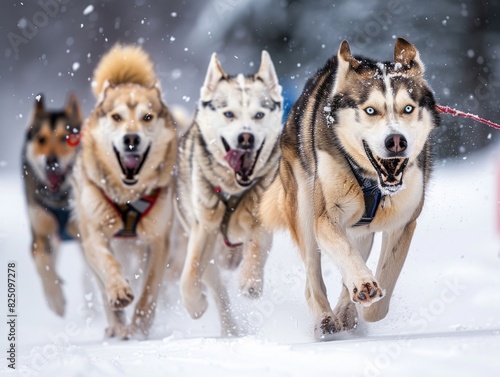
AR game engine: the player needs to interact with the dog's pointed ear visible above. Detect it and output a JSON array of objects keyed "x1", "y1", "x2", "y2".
[
  {"x1": 65, "y1": 92, "x2": 82, "y2": 122},
  {"x1": 200, "y1": 53, "x2": 227, "y2": 101},
  {"x1": 394, "y1": 38, "x2": 424, "y2": 75},
  {"x1": 95, "y1": 80, "x2": 114, "y2": 107},
  {"x1": 338, "y1": 40, "x2": 361, "y2": 70},
  {"x1": 257, "y1": 50, "x2": 282, "y2": 99},
  {"x1": 334, "y1": 40, "x2": 360, "y2": 92},
  {"x1": 34, "y1": 93, "x2": 45, "y2": 116}
]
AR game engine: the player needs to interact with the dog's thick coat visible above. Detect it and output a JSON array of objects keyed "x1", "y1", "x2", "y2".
[
  {"x1": 176, "y1": 51, "x2": 283, "y2": 335},
  {"x1": 72, "y1": 45, "x2": 177, "y2": 339},
  {"x1": 22, "y1": 93, "x2": 82, "y2": 316},
  {"x1": 261, "y1": 39, "x2": 440, "y2": 340}
]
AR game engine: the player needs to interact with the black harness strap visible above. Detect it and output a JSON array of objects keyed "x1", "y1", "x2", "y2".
[
  {"x1": 104, "y1": 188, "x2": 161, "y2": 237},
  {"x1": 211, "y1": 179, "x2": 260, "y2": 248},
  {"x1": 212, "y1": 187, "x2": 244, "y2": 248},
  {"x1": 345, "y1": 157, "x2": 384, "y2": 226}
]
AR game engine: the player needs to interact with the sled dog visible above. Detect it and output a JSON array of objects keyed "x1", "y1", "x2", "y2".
[
  {"x1": 261, "y1": 38, "x2": 440, "y2": 340},
  {"x1": 176, "y1": 51, "x2": 283, "y2": 335},
  {"x1": 72, "y1": 45, "x2": 177, "y2": 339},
  {"x1": 22, "y1": 93, "x2": 82, "y2": 316}
]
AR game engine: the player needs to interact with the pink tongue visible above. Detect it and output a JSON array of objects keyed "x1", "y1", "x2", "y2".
[
  {"x1": 224, "y1": 149, "x2": 246, "y2": 171},
  {"x1": 124, "y1": 154, "x2": 141, "y2": 169},
  {"x1": 47, "y1": 171, "x2": 63, "y2": 190}
]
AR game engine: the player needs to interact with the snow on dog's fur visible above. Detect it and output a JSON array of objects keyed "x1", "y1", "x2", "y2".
[{"x1": 261, "y1": 38, "x2": 440, "y2": 340}]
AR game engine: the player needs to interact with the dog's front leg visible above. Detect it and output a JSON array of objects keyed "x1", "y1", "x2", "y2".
[
  {"x1": 204, "y1": 261, "x2": 239, "y2": 336},
  {"x1": 82, "y1": 231, "x2": 134, "y2": 312},
  {"x1": 333, "y1": 233, "x2": 375, "y2": 332},
  {"x1": 362, "y1": 220, "x2": 416, "y2": 322},
  {"x1": 180, "y1": 221, "x2": 217, "y2": 319},
  {"x1": 315, "y1": 215, "x2": 384, "y2": 307},
  {"x1": 129, "y1": 234, "x2": 170, "y2": 338},
  {"x1": 29, "y1": 206, "x2": 65, "y2": 316},
  {"x1": 239, "y1": 228, "x2": 272, "y2": 299}
]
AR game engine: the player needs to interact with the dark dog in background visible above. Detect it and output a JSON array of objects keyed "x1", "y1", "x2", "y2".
[{"x1": 22, "y1": 93, "x2": 82, "y2": 316}]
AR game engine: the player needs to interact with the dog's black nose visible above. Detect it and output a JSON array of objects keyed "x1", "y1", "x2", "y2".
[
  {"x1": 123, "y1": 133, "x2": 141, "y2": 151},
  {"x1": 45, "y1": 155, "x2": 59, "y2": 170},
  {"x1": 237, "y1": 133, "x2": 255, "y2": 150},
  {"x1": 385, "y1": 134, "x2": 407, "y2": 153}
]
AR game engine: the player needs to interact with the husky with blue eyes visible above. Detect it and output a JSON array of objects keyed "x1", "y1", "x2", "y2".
[
  {"x1": 261, "y1": 38, "x2": 440, "y2": 341},
  {"x1": 175, "y1": 51, "x2": 283, "y2": 335}
]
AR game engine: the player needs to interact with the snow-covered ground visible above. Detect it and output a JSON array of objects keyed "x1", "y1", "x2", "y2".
[{"x1": 1, "y1": 144, "x2": 499, "y2": 376}]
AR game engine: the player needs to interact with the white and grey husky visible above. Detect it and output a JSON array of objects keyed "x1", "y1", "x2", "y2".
[{"x1": 176, "y1": 51, "x2": 283, "y2": 335}]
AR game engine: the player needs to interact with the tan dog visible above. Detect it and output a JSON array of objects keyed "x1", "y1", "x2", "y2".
[
  {"x1": 22, "y1": 93, "x2": 82, "y2": 316},
  {"x1": 261, "y1": 38, "x2": 440, "y2": 340},
  {"x1": 175, "y1": 51, "x2": 283, "y2": 335},
  {"x1": 72, "y1": 45, "x2": 177, "y2": 339}
]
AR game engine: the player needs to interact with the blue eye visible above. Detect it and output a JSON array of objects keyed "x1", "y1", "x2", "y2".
[
  {"x1": 365, "y1": 107, "x2": 376, "y2": 116},
  {"x1": 224, "y1": 111, "x2": 235, "y2": 118},
  {"x1": 254, "y1": 112, "x2": 265, "y2": 120},
  {"x1": 404, "y1": 105, "x2": 414, "y2": 114}
]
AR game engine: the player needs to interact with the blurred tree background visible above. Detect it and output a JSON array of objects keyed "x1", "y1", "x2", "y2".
[{"x1": 0, "y1": 0, "x2": 499, "y2": 173}]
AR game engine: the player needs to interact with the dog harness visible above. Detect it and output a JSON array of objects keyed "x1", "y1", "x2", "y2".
[
  {"x1": 29, "y1": 163, "x2": 74, "y2": 241},
  {"x1": 211, "y1": 180, "x2": 260, "y2": 248},
  {"x1": 104, "y1": 188, "x2": 161, "y2": 237},
  {"x1": 345, "y1": 157, "x2": 384, "y2": 226},
  {"x1": 34, "y1": 195, "x2": 73, "y2": 241}
]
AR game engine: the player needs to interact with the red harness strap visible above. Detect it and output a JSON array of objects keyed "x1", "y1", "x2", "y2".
[
  {"x1": 103, "y1": 188, "x2": 161, "y2": 238},
  {"x1": 436, "y1": 104, "x2": 500, "y2": 130}
]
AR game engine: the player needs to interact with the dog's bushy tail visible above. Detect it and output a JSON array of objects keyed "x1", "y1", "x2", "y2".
[{"x1": 92, "y1": 44, "x2": 157, "y2": 98}]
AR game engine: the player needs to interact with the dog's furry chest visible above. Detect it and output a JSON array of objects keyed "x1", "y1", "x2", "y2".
[
  {"x1": 313, "y1": 149, "x2": 425, "y2": 233},
  {"x1": 176, "y1": 126, "x2": 266, "y2": 241}
]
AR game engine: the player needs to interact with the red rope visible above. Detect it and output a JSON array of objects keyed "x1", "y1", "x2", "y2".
[{"x1": 436, "y1": 104, "x2": 500, "y2": 130}]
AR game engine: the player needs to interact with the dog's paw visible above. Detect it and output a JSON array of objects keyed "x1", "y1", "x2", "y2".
[
  {"x1": 121, "y1": 324, "x2": 148, "y2": 340},
  {"x1": 239, "y1": 277, "x2": 263, "y2": 299},
  {"x1": 44, "y1": 278, "x2": 66, "y2": 317},
  {"x1": 182, "y1": 291, "x2": 208, "y2": 319},
  {"x1": 107, "y1": 280, "x2": 134, "y2": 310},
  {"x1": 314, "y1": 314, "x2": 342, "y2": 341},
  {"x1": 333, "y1": 301, "x2": 358, "y2": 331},
  {"x1": 350, "y1": 279, "x2": 384, "y2": 306},
  {"x1": 130, "y1": 310, "x2": 154, "y2": 338},
  {"x1": 105, "y1": 324, "x2": 129, "y2": 339}
]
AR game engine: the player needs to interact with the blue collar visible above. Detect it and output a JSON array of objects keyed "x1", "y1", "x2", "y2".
[{"x1": 34, "y1": 198, "x2": 73, "y2": 241}]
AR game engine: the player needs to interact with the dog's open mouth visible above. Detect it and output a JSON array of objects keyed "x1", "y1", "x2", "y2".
[
  {"x1": 113, "y1": 144, "x2": 151, "y2": 186},
  {"x1": 46, "y1": 170, "x2": 66, "y2": 192},
  {"x1": 222, "y1": 138, "x2": 264, "y2": 187},
  {"x1": 363, "y1": 141, "x2": 409, "y2": 195}
]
